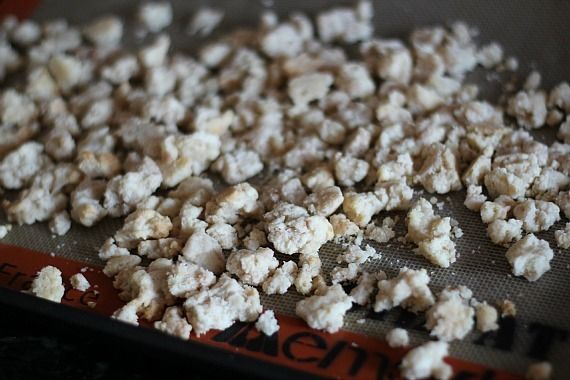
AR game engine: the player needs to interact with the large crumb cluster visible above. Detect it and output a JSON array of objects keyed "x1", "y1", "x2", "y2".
[{"x1": 7, "y1": 1, "x2": 568, "y2": 378}]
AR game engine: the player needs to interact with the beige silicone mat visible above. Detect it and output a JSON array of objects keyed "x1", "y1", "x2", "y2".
[{"x1": 1, "y1": 0, "x2": 569, "y2": 377}]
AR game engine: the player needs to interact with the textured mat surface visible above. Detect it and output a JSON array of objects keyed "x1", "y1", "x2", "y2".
[{"x1": 2, "y1": 0, "x2": 569, "y2": 376}]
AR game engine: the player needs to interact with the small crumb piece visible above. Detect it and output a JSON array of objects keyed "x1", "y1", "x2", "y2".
[
  {"x1": 49, "y1": 211, "x2": 71, "y2": 236},
  {"x1": 0, "y1": 141, "x2": 43, "y2": 190},
  {"x1": 243, "y1": 228, "x2": 267, "y2": 251},
  {"x1": 303, "y1": 186, "x2": 344, "y2": 217},
  {"x1": 524, "y1": 71, "x2": 542, "y2": 91},
  {"x1": 330, "y1": 263, "x2": 360, "y2": 284},
  {"x1": 262, "y1": 260, "x2": 298, "y2": 295},
  {"x1": 546, "y1": 110, "x2": 564, "y2": 127},
  {"x1": 184, "y1": 273, "x2": 262, "y2": 336},
  {"x1": 477, "y1": 42, "x2": 503, "y2": 68},
  {"x1": 316, "y1": 1, "x2": 373, "y2": 43},
  {"x1": 350, "y1": 271, "x2": 385, "y2": 306},
  {"x1": 385, "y1": 328, "x2": 409, "y2": 348},
  {"x1": 11, "y1": 20, "x2": 41, "y2": 46},
  {"x1": 336, "y1": 62, "x2": 375, "y2": 99},
  {"x1": 154, "y1": 306, "x2": 192, "y2": 340},
  {"x1": 526, "y1": 362, "x2": 552, "y2": 380},
  {"x1": 77, "y1": 152, "x2": 121, "y2": 179},
  {"x1": 334, "y1": 153, "x2": 369, "y2": 187},
  {"x1": 512, "y1": 200, "x2": 560, "y2": 233},
  {"x1": 475, "y1": 301, "x2": 499, "y2": 332},
  {"x1": 414, "y1": 143, "x2": 462, "y2": 194},
  {"x1": 507, "y1": 90, "x2": 547, "y2": 129},
  {"x1": 426, "y1": 286, "x2": 474, "y2": 341},
  {"x1": 480, "y1": 201, "x2": 510, "y2": 224},
  {"x1": 139, "y1": 34, "x2": 170, "y2": 68},
  {"x1": 295, "y1": 284, "x2": 353, "y2": 333},
  {"x1": 530, "y1": 167, "x2": 569, "y2": 200},
  {"x1": 265, "y1": 202, "x2": 333, "y2": 256},
  {"x1": 213, "y1": 149, "x2": 263, "y2": 185},
  {"x1": 487, "y1": 219, "x2": 523, "y2": 247},
  {"x1": 556, "y1": 116, "x2": 570, "y2": 144},
  {"x1": 506, "y1": 234, "x2": 553, "y2": 281},
  {"x1": 188, "y1": 8, "x2": 223, "y2": 37},
  {"x1": 226, "y1": 247, "x2": 279, "y2": 286},
  {"x1": 374, "y1": 267, "x2": 435, "y2": 313},
  {"x1": 205, "y1": 182, "x2": 258, "y2": 224},
  {"x1": 0, "y1": 224, "x2": 12, "y2": 239},
  {"x1": 30, "y1": 266, "x2": 65, "y2": 303},
  {"x1": 98, "y1": 238, "x2": 130, "y2": 260},
  {"x1": 260, "y1": 22, "x2": 304, "y2": 59},
  {"x1": 330, "y1": 213, "x2": 360, "y2": 240},
  {"x1": 505, "y1": 57, "x2": 519, "y2": 71},
  {"x1": 558, "y1": 191, "x2": 570, "y2": 219},
  {"x1": 400, "y1": 341, "x2": 452, "y2": 380},
  {"x1": 114, "y1": 209, "x2": 173, "y2": 249},
  {"x1": 206, "y1": 223, "x2": 238, "y2": 250},
  {"x1": 138, "y1": 1, "x2": 173, "y2": 33},
  {"x1": 464, "y1": 185, "x2": 487, "y2": 211},
  {"x1": 167, "y1": 260, "x2": 216, "y2": 298},
  {"x1": 343, "y1": 191, "x2": 386, "y2": 227},
  {"x1": 364, "y1": 217, "x2": 396, "y2": 243},
  {"x1": 83, "y1": 15, "x2": 123, "y2": 47},
  {"x1": 138, "y1": 238, "x2": 183, "y2": 259},
  {"x1": 406, "y1": 198, "x2": 456, "y2": 268},
  {"x1": 102, "y1": 255, "x2": 142, "y2": 277},
  {"x1": 452, "y1": 226, "x2": 463, "y2": 239},
  {"x1": 255, "y1": 310, "x2": 280, "y2": 336},
  {"x1": 182, "y1": 229, "x2": 225, "y2": 274},
  {"x1": 554, "y1": 223, "x2": 570, "y2": 249},
  {"x1": 462, "y1": 156, "x2": 492, "y2": 187},
  {"x1": 48, "y1": 55, "x2": 88, "y2": 93},
  {"x1": 70, "y1": 273, "x2": 90, "y2": 292},
  {"x1": 499, "y1": 299, "x2": 517, "y2": 317},
  {"x1": 294, "y1": 252, "x2": 323, "y2": 295},
  {"x1": 337, "y1": 244, "x2": 378, "y2": 264},
  {"x1": 288, "y1": 72, "x2": 333, "y2": 106},
  {"x1": 302, "y1": 166, "x2": 335, "y2": 192},
  {"x1": 549, "y1": 82, "x2": 570, "y2": 113}
]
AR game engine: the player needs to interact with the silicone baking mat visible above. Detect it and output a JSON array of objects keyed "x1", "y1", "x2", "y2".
[{"x1": 1, "y1": 1, "x2": 569, "y2": 378}]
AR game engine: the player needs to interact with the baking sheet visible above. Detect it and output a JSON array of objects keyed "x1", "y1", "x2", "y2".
[{"x1": 1, "y1": 0, "x2": 569, "y2": 377}]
